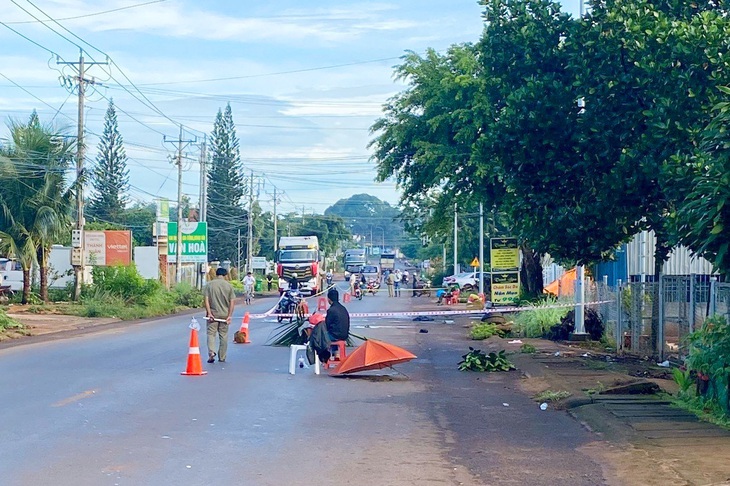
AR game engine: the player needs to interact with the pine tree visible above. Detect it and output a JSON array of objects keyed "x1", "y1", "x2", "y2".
[
  {"x1": 207, "y1": 103, "x2": 247, "y2": 263},
  {"x1": 88, "y1": 99, "x2": 129, "y2": 223}
]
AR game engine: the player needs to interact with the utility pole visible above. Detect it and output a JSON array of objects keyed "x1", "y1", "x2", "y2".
[
  {"x1": 273, "y1": 186, "x2": 278, "y2": 253},
  {"x1": 247, "y1": 170, "x2": 254, "y2": 273},
  {"x1": 479, "y1": 203, "x2": 484, "y2": 296},
  {"x1": 58, "y1": 49, "x2": 107, "y2": 301},
  {"x1": 453, "y1": 203, "x2": 458, "y2": 274},
  {"x1": 199, "y1": 135, "x2": 207, "y2": 223},
  {"x1": 164, "y1": 125, "x2": 196, "y2": 285},
  {"x1": 237, "y1": 228, "x2": 241, "y2": 271}
]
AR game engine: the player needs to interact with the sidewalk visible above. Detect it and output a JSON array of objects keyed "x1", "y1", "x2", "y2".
[{"x1": 484, "y1": 335, "x2": 730, "y2": 486}]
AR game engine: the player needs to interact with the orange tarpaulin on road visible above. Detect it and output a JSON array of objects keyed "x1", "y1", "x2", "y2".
[{"x1": 334, "y1": 339, "x2": 416, "y2": 375}]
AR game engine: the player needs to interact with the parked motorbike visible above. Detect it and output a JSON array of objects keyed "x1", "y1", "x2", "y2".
[
  {"x1": 353, "y1": 281, "x2": 363, "y2": 300},
  {"x1": 275, "y1": 289, "x2": 302, "y2": 323}
]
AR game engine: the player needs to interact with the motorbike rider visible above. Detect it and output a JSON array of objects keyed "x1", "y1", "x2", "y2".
[
  {"x1": 326, "y1": 269, "x2": 333, "y2": 287},
  {"x1": 289, "y1": 273, "x2": 300, "y2": 291}
]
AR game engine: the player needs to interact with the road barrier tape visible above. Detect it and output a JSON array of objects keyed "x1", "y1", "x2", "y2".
[{"x1": 250, "y1": 299, "x2": 615, "y2": 320}]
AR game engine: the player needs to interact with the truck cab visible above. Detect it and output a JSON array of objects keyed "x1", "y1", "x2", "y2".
[{"x1": 276, "y1": 236, "x2": 321, "y2": 296}]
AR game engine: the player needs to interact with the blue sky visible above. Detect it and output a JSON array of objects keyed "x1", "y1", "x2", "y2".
[{"x1": 0, "y1": 0, "x2": 582, "y2": 216}]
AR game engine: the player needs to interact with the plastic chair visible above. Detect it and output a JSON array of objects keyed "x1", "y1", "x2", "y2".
[
  {"x1": 324, "y1": 340, "x2": 348, "y2": 369},
  {"x1": 289, "y1": 345, "x2": 320, "y2": 375}
]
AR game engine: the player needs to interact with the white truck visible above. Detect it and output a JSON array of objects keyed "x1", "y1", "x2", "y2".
[{"x1": 276, "y1": 236, "x2": 322, "y2": 296}]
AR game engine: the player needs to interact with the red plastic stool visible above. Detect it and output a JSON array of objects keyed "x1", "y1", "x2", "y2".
[
  {"x1": 317, "y1": 297, "x2": 327, "y2": 312},
  {"x1": 325, "y1": 340, "x2": 347, "y2": 369}
]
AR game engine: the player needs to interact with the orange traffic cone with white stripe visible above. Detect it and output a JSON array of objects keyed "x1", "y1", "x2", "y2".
[
  {"x1": 234, "y1": 312, "x2": 251, "y2": 344},
  {"x1": 181, "y1": 318, "x2": 207, "y2": 375}
]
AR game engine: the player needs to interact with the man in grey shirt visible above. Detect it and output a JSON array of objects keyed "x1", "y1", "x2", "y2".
[{"x1": 204, "y1": 267, "x2": 236, "y2": 363}]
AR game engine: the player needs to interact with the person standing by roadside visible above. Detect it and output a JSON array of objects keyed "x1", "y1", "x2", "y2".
[
  {"x1": 394, "y1": 269, "x2": 402, "y2": 297},
  {"x1": 386, "y1": 271, "x2": 395, "y2": 297},
  {"x1": 266, "y1": 273, "x2": 274, "y2": 292},
  {"x1": 204, "y1": 267, "x2": 236, "y2": 363}
]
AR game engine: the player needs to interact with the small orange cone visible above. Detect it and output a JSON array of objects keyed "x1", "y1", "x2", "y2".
[
  {"x1": 181, "y1": 327, "x2": 207, "y2": 375},
  {"x1": 235, "y1": 312, "x2": 251, "y2": 344},
  {"x1": 343, "y1": 292, "x2": 351, "y2": 303}
]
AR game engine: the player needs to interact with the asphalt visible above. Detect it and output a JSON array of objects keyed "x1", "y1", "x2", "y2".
[{"x1": 1, "y1": 282, "x2": 728, "y2": 485}]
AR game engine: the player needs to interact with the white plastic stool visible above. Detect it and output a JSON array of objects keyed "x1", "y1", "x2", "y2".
[{"x1": 289, "y1": 344, "x2": 320, "y2": 375}]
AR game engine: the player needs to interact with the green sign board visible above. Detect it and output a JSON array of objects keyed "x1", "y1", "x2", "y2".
[{"x1": 168, "y1": 222, "x2": 208, "y2": 263}]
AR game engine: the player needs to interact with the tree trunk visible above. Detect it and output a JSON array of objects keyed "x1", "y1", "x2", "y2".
[
  {"x1": 22, "y1": 268, "x2": 31, "y2": 305},
  {"x1": 519, "y1": 242, "x2": 543, "y2": 299},
  {"x1": 38, "y1": 246, "x2": 48, "y2": 303}
]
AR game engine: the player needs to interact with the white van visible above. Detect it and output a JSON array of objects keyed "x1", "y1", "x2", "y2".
[{"x1": 0, "y1": 258, "x2": 24, "y2": 291}]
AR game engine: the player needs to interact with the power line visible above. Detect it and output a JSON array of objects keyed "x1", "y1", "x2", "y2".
[
  {"x1": 137, "y1": 56, "x2": 402, "y2": 86},
  {"x1": 4, "y1": 0, "x2": 168, "y2": 24}
]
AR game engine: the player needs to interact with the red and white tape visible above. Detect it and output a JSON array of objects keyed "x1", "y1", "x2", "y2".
[{"x1": 250, "y1": 300, "x2": 614, "y2": 320}]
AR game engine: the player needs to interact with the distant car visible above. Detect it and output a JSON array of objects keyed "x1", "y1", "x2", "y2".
[{"x1": 442, "y1": 271, "x2": 488, "y2": 291}]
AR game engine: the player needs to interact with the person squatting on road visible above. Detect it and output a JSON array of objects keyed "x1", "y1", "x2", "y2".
[
  {"x1": 325, "y1": 288, "x2": 350, "y2": 358},
  {"x1": 204, "y1": 267, "x2": 236, "y2": 363}
]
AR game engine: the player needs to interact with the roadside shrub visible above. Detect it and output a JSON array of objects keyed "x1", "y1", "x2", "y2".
[
  {"x1": 513, "y1": 298, "x2": 571, "y2": 337},
  {"x1": 230, "y1": 279, "x2": 244, "y2": 295},
  {"x1": 91, "y1": 265, "x2": 158, "y2": 304},
  {"x1": 172, "y1": 283, "x2": 204, "y2": 308},
  {"x1": 470, "y1": 323, "x2": 499, "y2": 340},
  {"x1": 684, "y1": 315, "x2": 730, "y2": 414},
  {"x1": 458, "y1": 348, "x2": 515, "y2": 372}
]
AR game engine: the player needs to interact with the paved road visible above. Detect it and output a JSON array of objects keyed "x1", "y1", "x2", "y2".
[{"x1": 0, "y1": 282, "x2": 606, "y2": 485}]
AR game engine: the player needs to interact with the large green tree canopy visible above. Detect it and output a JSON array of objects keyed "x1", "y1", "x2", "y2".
[{"x1": 371, "y1": 0, "x2": 730, "y2": 275}]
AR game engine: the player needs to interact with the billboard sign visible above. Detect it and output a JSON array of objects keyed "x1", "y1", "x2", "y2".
[
  {"x1": 84, "y1": 230, "x2": 132, "y2": 266},
  {"x1": 167, "y1": 222, "x2": 208, "y2": 263}
]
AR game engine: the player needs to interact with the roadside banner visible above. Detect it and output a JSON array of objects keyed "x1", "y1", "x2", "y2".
[
  {"x1": 168, "y1": 222, "x2": 208, "y2": 263},
  {"x1": 84, "y1": 230, "x2": 132, "y2": 266},
  {"x1": 156, "y1": 198, "x2": 170, "y2": 222}
]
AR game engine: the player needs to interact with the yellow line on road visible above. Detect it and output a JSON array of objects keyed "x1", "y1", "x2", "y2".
[{"x1": 52, "y1": 389, "x2": 98, "y2": 407}]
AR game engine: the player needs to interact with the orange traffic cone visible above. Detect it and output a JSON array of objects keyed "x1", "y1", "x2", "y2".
[
  {"x1": 234, "y1": 312, "x2": 251, "y2": 344},
  {"x1": 343, "y1": 292, "x2": 351, "y2": 303},
  {"x1": 181, "y1": 327, "x2": 207, "y2": 375}
]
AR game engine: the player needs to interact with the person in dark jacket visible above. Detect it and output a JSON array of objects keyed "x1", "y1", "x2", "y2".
[{"x1": 325, "y1": 288, "x2": 350, "y2": 343}]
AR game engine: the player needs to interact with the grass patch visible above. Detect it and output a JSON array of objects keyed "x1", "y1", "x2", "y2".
[
  {"x1": 513, "y1": 298, "x2": 571, "y2": 337},
  {"x1": 469, "y1": 322, "x2": 505, "y2": 340},
  {"x1": 0, "y1": 308, "x2": 24, "y2": 330},
  {"x1": 672, "y1": 397, "x2": 730, "y2": 430},
  {"x1": 520, "y1": 343, "x2": 537, "y2": 354},
  {"x1": 535, "y1": 390, "x2": 572, "y2": 402}
]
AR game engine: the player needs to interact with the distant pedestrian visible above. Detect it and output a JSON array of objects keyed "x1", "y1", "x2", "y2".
[
  {"x1": 386, "y1": 272, "x2": 395, "y2": 297},
  {"x1": 411, "y1": 273, "x2": 418, "y2": 297},
  {"x1": 266, "y1": 273, "x2": 274, "y2": 291},
  {"x1": 204, "y1": 267, "x2": 235, "y2": 363}
]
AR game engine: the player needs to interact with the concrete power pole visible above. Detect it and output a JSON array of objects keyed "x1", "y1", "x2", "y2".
[
  {"x1": 164, "y1": 125, "x2": 195, "y2": 285},
  {"x1": 58, "y1": 49, "x2": 107, "y2": 301},
  {"x1": 247, "y1": 170, "x2": 254, "y2": 273},
  {"x1": 273, "y1": 186, "x2": 278, "y2": 253},
  {"x1": 453, "y1": 203, "x2": 458, "y2": 275},
  {"x1": 199, "y1": 135, "x2": 207, "y2": 223}
]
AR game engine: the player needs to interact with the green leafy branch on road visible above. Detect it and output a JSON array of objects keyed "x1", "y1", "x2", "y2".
[{"x1": 458, "y1": 348, "x2": 515, "y2": 372}]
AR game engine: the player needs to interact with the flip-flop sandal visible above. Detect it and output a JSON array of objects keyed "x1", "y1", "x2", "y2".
[{"x1": 207, "y1": 353, "x2": 216, "y2": 363}]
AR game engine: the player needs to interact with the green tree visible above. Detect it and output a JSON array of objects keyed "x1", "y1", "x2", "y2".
[
  {"x1": 88, "y1": 99, "x2": 129, "y2": 223},
  {"x1": 325, "y1": 194, "x2": 402, "y2": 249},
  {"x1": 207, "y1": 103, "x2": 247, "y2": 263},
  {"x1": 0, "y1": 118, "x2": 75, "y2": 302}
]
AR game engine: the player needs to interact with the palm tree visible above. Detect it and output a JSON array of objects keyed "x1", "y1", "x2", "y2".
[{"x1": 0, "y1": 118, "x2": 75, "y2": 303}]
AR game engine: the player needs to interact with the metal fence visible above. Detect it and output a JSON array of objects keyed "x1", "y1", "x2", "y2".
[{"x1": 590, "y1": 277, "x2": 728, "y2": 360}]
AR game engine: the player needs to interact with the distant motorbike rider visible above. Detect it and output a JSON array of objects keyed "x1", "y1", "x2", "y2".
[
  {"x1": 326, "y1": 269, "x2": 333, "y2": 287},
  {"x1": 289, "y1": 273, "x2": 300, "y2": 290}
]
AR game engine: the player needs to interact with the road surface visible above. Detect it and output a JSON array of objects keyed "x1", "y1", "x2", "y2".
[{"x1": 0, "y1": 282, "x2": 607, "y2": 485}]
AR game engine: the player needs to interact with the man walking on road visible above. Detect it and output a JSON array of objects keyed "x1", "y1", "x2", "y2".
[{"x1": 204, "y1": 267, "x2": 236, "y2": 363}]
